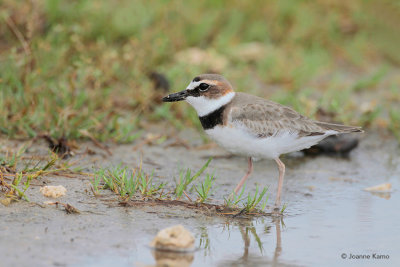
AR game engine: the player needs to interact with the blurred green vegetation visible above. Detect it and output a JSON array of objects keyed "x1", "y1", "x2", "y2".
[{"x1": 0, "y1": 0, "x2": 399, "y2": 142}]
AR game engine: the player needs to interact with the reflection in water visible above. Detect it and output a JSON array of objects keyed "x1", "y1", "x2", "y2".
[
  {"x1": 239, "y1": 225, "x2": 250, "y2": 260},
  {"x1": 148, "y1": 217, "x2": 286, "y2": 267},
  {"x1": 215, "y1": 217, "x2": 285, "y2": 266},
  {"x1": 370, "y1": 192, "x2": 391, "y2": 199},
  {"x1": 150, "y1": 250, "x2": 194, "y2": 267},
  {"x1": 198, "y1": 226, "x2": 211, "y2": 256},
  {"x1": 272, "y1": 217, "x2": 283, "y2": 266}
]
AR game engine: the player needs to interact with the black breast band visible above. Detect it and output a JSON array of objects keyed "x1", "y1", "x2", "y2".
[{"x1": 199, "y1": 105, "x2": 226, "y2": 130}]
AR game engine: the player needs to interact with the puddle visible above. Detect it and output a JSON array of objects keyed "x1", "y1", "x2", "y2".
[{"x1": 1, "y1": 132, "x2": 399, "y2": 266}]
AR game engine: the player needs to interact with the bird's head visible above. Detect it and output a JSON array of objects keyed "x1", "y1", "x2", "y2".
[{"x1": 162, "y1": 74, "x2": 235, "y2": 116}]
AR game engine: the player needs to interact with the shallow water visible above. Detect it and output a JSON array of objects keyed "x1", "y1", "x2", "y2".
[{"x1": 1, "y1": 132, "x2": 399, "y2": 266}]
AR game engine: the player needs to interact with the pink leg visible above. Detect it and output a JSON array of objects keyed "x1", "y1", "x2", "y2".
[
  {"x1": 234, "y1": 157, "x2": 253, "y2": 194},
  {"x1": 274, "y1": 158, "x2": 285, "y2": 208}
]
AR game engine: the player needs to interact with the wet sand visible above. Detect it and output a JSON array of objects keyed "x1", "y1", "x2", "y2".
[{"x1": 1, "y1": 130, "x2": 399, "y2": 266}]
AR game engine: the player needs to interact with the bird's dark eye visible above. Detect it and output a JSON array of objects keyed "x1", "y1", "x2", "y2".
[{"x1": 199, "y1": 83, "x2": 209, "y2": 91}]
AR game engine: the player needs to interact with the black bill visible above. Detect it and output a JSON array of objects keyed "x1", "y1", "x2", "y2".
[{"x1": 162, "y1": 90, "x2": 188, "y2": 102}]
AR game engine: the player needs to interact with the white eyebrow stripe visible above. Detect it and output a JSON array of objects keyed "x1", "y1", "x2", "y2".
[
  {"x1": 186, "y1": 81, "x2": 201, "y2": 90},
  {"x1": 186, "y1": 80, "x2": 217, "y2": 90}
]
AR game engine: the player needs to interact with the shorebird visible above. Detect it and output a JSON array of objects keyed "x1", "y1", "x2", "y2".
[{"x1": 162, "y1": 74, "x2": 362, "y2": 209}]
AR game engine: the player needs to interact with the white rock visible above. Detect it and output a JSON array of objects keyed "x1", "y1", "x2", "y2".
[
  {"x1": 40, "y1": 185, "x2": 67, "y2": 198},
  {"x1": 150, "y1": 225, "x2": 194, "y2": 251}
]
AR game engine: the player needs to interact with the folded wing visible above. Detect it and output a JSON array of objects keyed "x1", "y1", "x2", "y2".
[{"x1": 229, "y1": 98, "x2": 361, "y2": 138}]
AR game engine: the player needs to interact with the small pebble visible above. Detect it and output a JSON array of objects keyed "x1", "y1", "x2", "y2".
[{"x1": 40, "y1": 185, "x2": 67, "y2": 198}]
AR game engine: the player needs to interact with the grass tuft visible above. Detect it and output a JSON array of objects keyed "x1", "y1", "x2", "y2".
[
  {"x1": 91, "y1": 159, "x2": 277, "y2": 215},
  {"x1": 224, "y1": 184, "x2": 270, "y2": 214},
  {"x1": 174, "y1": 158, "x2": 212, "y2": 200},
  {"x1": 195, "y1": 173, "x2": 216, "y2": 203},
  {"x1": 242, "y1": 185, "x2": 269, "y2": 213},
  {"x1": 224, "y1": 185, "x2": 246, "y2": 209},
  {"x1": 0, "y1": 149, "x2": 67, "y2": 202},
  {"x1": 93, "y1": 164, "x2": 166, "y2": 199},
  {"x1": 281, "y1": 203, "x2": 288, "y2": 214}
]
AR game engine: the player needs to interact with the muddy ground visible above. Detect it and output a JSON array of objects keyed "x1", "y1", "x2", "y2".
[{"x1": 1, "y1": 129, "x2": 399, "y2": 267}]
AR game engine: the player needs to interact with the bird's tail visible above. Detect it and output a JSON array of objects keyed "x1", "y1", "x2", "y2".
[{"x1": 315, "y1": 122, "x2": 363, "y2": 133}]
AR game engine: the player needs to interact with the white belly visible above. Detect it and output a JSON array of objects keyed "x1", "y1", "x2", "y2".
[{"x1": 205, "y1": 125, "x2": 334, "y2": 159}]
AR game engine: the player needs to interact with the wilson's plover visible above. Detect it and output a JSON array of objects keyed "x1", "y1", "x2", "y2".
[{"x1": 162, "y1": 74, "x2": 362, "y2": 209}]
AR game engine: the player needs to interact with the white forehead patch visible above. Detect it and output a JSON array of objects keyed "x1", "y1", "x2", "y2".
[
  {"x1": 186, "y1": 81, "x2": 201, "y2": 90},
  {"x1": 186, "y1": 92, "x2": 235, "y2": 117}
]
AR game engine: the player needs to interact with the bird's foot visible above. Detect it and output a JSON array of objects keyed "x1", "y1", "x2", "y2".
[
  {"x1": 272, "y1": 202, "x2": 283, "y2": 216},
  {"x1": 272, "y1": 206, "x2": 281, "y2": 215}
]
